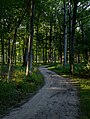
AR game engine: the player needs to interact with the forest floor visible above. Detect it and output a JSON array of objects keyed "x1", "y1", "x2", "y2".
[{"x1": 2, "y1": 66, "x2": 79, "y2": 119}]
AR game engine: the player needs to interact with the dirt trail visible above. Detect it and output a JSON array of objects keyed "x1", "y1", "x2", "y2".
[{"x1": 2, "y1": 66, "x2": 79, "y2": 119}]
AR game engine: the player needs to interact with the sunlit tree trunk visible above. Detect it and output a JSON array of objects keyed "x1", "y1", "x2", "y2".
[
  {"x1": 26, "y1": 0, "x2": 35, "y2": 76},
  {"x1": 7, "y1": 28, "x2": 17, "y2": 80},
  {"x1": 7, "y1": 6, "x2": 27, "y2": 80}
]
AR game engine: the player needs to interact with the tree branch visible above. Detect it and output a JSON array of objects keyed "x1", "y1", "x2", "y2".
[{"x1": 77, "y1": 3, "x2": 90, "y2": 18}]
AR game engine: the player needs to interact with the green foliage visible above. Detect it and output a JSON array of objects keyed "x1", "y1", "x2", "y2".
[
  {"x1": 74, "y1": 62, "x2": 90, "y2": 77},
  {"x1": 0, "y1": 65, "x2": 9, "y2": 80},
  {"x1": 48, "y1": 62, "x2": 90, "y2": 78},
  {"x1": 0, "y1": 66, "x2": 44, "y2": 116},
  {"x1": 72, "y1": 78, "x2": 90, "y2": 119},
  {"x1": 48, "y1": 64, "x2": 70, "y2": 76}
]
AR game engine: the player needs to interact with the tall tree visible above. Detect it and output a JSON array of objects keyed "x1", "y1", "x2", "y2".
[
  {"x1": 26, "y1": 0, "x2": 35, "y2": 76},
  {"x1": 69, "y1": 0, "x2": 78, "y2": 74},
  {"x1": 63, "y1": 0, "x2": 67, "y2": 66}
]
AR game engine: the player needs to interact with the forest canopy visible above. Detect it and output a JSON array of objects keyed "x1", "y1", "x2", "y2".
[{"x1": 0, "y1": 0, "x2": 90, "y2": 77}]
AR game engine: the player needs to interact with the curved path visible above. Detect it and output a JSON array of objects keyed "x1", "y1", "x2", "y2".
[{"x1": 2, "y1": 66, "x2": 79, "y2": 119}]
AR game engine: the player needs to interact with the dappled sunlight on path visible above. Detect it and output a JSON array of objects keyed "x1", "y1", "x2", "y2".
[{"x1": 2, "y1": 66, "x2": 79, "y2": 119}]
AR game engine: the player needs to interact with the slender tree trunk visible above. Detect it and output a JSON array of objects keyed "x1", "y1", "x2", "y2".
[
  {"x1": 68, "y1": 0, "x2": 72, "y2": 65},
  {"x1": 14, "y1": 43, "x2": 16, "y2": 65},
  {"x1": 43, "y1": 43, "x2": 45, "y2": 63},
  {"x1": 36, "y1": 23, "x2": 39, "y2": 63},
  {"x1": 22, "y1": 46, "x2": 25, "y2": 65},
  {"x1": 81, "y1": 24, "x2": 88, "y2": 61},
  {"x1": 22, "y1": 38, "x2": 28, "y2": 66},
  {"x1": 53, "y1": 20, "x2": 57, "y2": 63},
  {"x1": 59, "y1": 26, "x2": 62, "y2": 64},
  {"x1": 77, "y1": 54, "x2": 80, "y2": 63},
  {"x1": 36, "y1": 41, "x2": 38, "y2": 63},
  {"x1": 70, "y1": 0, "x2": 77, "y2": 74},
  {"x1": 26, "y1": 0, "x2": 35, "y2": 75},
  {"x1": 54, "y1": 48, "x2": 56, "y2": 63},
  {"x1": 7, "y1": 8, "x2": 26, "y2": 80},
  {"x1": 49, "y1": 21, "x2": 52, "y2": 62},
  {"x1": 8, "y1": 38, "x2": 10, "y2": 64},
  {"x1": 6, "y1": 39, "x2": 8, "y2": 63},
  {"x1": 7, "y1": 28, "x2": 17, "y2": 80},
  {"x1": 63, "y1": 0, "x2": 67, "y2": 66},
  {"x1": 45, "y1": 32, "x2": 48, "y2": 63},
  {"x1": 7, "y1": 4, "x2": 27, "y2": 80},
  {"x1": 1, "y1": 35, "x2": 5, "y2": 64}
]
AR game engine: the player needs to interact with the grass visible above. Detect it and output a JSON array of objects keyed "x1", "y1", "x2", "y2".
[
  {"x1": 48, "y1": 63, "x2": 90, "y2": 119},
  {"x1": 73, "y1": 78, "x2": 90, "y2": 119},
  {"x1": 0, "y1": 65, "x2": 44, "y2": 117}
]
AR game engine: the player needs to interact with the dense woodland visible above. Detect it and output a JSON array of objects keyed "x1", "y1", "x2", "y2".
[
  {"x1": 0, "y1": 0, "x2": 90, "y2": 77},
  {"x1": 0, "y1": 0, "x2": 90, "y2": 118}
]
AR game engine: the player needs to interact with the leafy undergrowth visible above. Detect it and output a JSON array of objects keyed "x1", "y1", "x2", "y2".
[
  {"x1": 48, "y1": 63, "x2": 90, "y2": 119},
  {"x1": 73, "y1": 78, "x2": 90, "y2": 119},
  {"x1": 0, "y1": 66, "x2": 44, "y2": 117}
]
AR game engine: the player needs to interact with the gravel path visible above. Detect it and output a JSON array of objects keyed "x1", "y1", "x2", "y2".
[{"x1": 2, "y1": 66, "x2": 79, "y2": 119}]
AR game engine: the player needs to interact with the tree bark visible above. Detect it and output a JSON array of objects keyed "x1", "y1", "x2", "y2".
[
  {"x1": 45, "y1": 32, "x2": 48, "y2": 63},
  {"x1": 59, "y1": 26, "x2": 62, "y2": 64},
  {"x1": 36, "y1": 23, "x2": 39, "y2": 63},
  {"x1": 1, "y1": 35, "x2": 5, "y2": 64},
  {"x1": 70, "y1": 0, "x2": 77, "y2": 74},
  {"x1": 8, "y1": 38, "x2": 10, "y2": 64},
  {"x1": 22, "y1": 38, "x2": 28, "y2": 66},
  {"x1": 63, "y1": 0, "x2": 67, "y2": 66},
  {"x1": 26, "y1": 0, "x2": 35, "y2": 76},
  {"x1": 43, "y1": 43, "x2": 45, "y2": 63},
  {"x1": 7, "y1": 5, "x2": 27, "y2": 80},
  {"x1": 7, "y1": 28, "x2": 17, "y2": 80},
  {"x1": 49, "y1": 21, "x2": 52, "y2": 62}
]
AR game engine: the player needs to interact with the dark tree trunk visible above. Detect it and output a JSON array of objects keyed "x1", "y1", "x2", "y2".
[
  {"x1": 45, "y1": 32, "x2": 48, "y2": 63},
  {"x1": 6, "y1": 39, "x2": 8, "y2": 63},
  {"x1": 1, "y1": 36, "x2": 5, "y2": 64},
  {"x1": 14, "y1": 42, "x2": 16, "y2": 65},
  {"x1": 7, "y1": 7, "x2": 26, "y2": 80},
  {"x1": 54, "y1": 48, "x2": 56, "y2": 63},
  {"x1": 70, "y1": 0, "x2": 77, "y2": 74},
  {"x1": 22, "y1": 38, "x2": 28, "y2": 66},
  {"x1": 77, "y1": 54, "x2": 80, "y2": 63},
  {"x1": 43, "y1": 43, "x2": 45, "y2": 63},
  {"x1": 36, "y1": 23, "x2": 39, "y2": 63},
  {"x1": 81, "y1": 24, "x2": 88, "y2": 61},
  {"x1": 8, "y1": 38, "x2": 10, "y2": 64},
  {"x1": 59, "y1": 27, "x2": 62, "y2": 64},
  {"x1": 7, "y1": 4, "x2": 27, "y2": 80},
  {"x1": 49, "y1": 21, "x2": 52, "y2": 62},
  {"x1": 7, "y1": 28, "x2": 17, "y2": 80},
  {"x1": 68, "y1": 0, "x2": 72, "y2": 68},
  {"x1": 63, "y1": 0, "x2": 67, "y2": 66}
]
